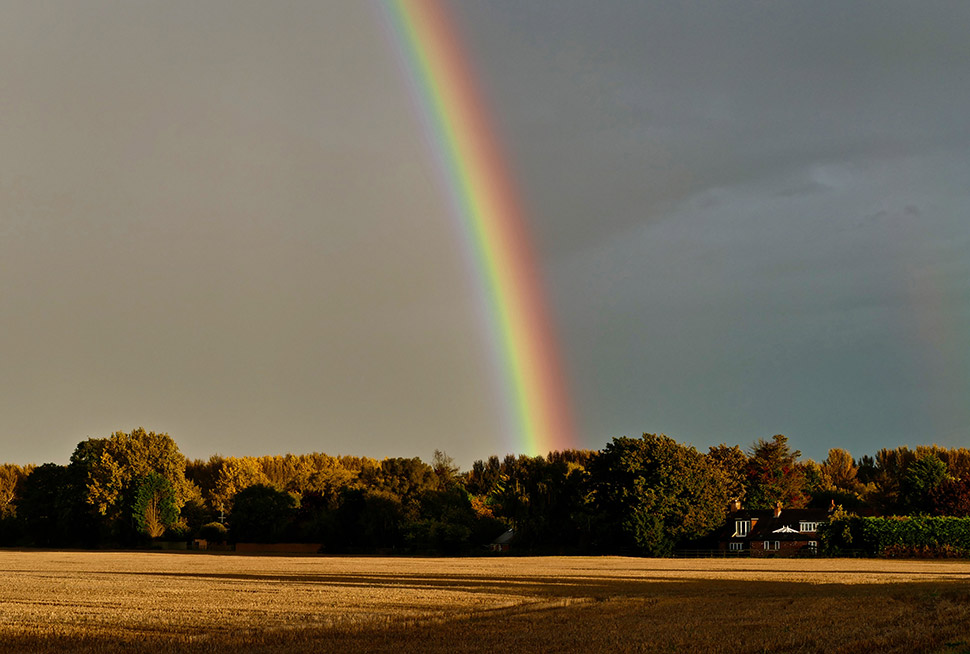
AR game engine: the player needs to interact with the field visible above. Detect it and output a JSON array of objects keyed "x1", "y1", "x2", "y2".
[{"x1": 1, "y1": 551, "x2": 969, "y2": 653}]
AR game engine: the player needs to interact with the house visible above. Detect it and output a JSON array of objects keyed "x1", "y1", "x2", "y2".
[
  {"x1": 489, "y1": 529, "x2": 514, "y2": 552},
  {"x1": 721, "y1": 500, "x2": 833, "y2": 556}
]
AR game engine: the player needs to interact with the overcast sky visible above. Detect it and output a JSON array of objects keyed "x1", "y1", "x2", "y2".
[{"x1": 2, "y1": 1, "x2": 968, "y2": 467}]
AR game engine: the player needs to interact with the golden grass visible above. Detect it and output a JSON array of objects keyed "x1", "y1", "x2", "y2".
[{"x1": 0, "y1": 551, "x2": 968, "y2": 653}]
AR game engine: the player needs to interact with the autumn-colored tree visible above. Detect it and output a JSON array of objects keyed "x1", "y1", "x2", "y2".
[
  {"x1": 744, "y1": 434, "x2": 808, "y2": 509},
  {"x1": 431, "y1": 450, "x2": 460, "y2": 489},
  {"x1": 69, "y1": 429, "x2": 193, "y2": 535},
  {"x1": 706, "y1": 444, "x2": 748, "y2": 504},
  {"x1": 0, "y1": 463, "x2": 30, "y2": 519},
  {"x1": 928, "y1": 477, "x2": 970, "y2": 517},
  {"x1": 209, "y1": 457, "x2": 269, "y2": 514},
  {"x1": 821, "y1": 448, "x2": 864, "y2": 495}
]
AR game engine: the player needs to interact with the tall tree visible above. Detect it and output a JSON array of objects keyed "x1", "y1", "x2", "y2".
[
  {"x1": 706, "y1": 444, "x2": 748, "y2": 504},
  {"x1": 209, "y1": 457, "x2": 269, "y2": 514},
  {"x1": 228, "y1": 484, "x2": 297, "y2": 543},
  {"x1": 901, "y1": 453, "x2": 949, "y2": 513},
  {"x1": 821, "y1": 448, "x2": 863, "y2": 495},
  {"x1": 69, "y1": 429, "x2": 192, "y2": 538},
  {"x1": 0, "y1": 464, "x2": 30, "y2": 519},
  {"x1": 132, "y1": 473, "x2": 178, "y2": 538},
  {"x1": 590, "y1": 434, "x2": 728, "y2": 556},
  {"x1": 744, "y1": 434, "x2": 808, "y2": 509}
]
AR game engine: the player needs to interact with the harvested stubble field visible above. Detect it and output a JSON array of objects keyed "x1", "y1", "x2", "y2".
[{"x1": 0, "y1": 551, "x2": 969, "y2": 653}]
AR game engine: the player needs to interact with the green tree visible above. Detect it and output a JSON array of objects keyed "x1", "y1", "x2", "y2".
[
  {"x1": 867, "y1": 447, "x2": 916, "y2": 512},
  {"x1": 365, "y1": 457, "x2": 438, "y2": 504},
  {"x1": 901, "y1": 454, "x2": 949, "y2": 514},
  {"x1": 335, "y1": 488, "x2": 406, "y2": 551},
  {"x1": 487, "y1": 454, "x2": 593, "y2": 552},
  {"x1": 132, "y1": 473, "x2": 179, "y2": 538},
  {"x1": 467, "y1": 455, "x2": 503, "y2": 496},
  {"x1": 590, "y1": 434, "x2": 728, "y2": 556}
]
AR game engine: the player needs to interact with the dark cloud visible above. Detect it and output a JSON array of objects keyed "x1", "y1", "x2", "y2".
[{"x1": 1, "y1": 1, "x2": 968, "y2": 465}]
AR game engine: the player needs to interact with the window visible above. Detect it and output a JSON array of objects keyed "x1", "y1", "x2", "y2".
[
  {"x1": 763, "y1": 541, "x2": 780, "y2": 551},
  {"x1": 735, "y1": 520, "x2": 750, "y2": 537},
  {"x1": 808, "y1": 541, "x2": 817, "y2": 550},
  {"x1": 799, "y1": 521, "x2": 819, "y2": 533},
  {"x1": 729, "y1": 542, "x2": 743, "y2": 551}
]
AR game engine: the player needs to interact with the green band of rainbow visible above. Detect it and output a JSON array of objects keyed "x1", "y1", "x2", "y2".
[{"x1": 380, "y1": 0, "x2": 577, "y2": 455}]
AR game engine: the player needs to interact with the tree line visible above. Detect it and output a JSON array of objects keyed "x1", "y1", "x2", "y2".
[{"x1": 1, "y1": 428, "x2": 969, "y2": 555}]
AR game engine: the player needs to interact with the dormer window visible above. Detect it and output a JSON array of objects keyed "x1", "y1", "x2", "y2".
[
  {"x1": 735, "y1": 520, "x2": 750, "y2": 537},
  {"x1": 799, "y1": 521, "x2": 819, "y2": 533}
]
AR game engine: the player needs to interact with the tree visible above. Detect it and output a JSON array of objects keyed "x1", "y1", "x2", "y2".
[
  {"x1": 821, "y1": 448, "x2": 864, "y2": 495},
  {"x1": 467, "y1": 455, "x2": 503, "y2": 496},
  {"x1": 928, "y1": 477, "x2": 970, "y2": 517},
  {"x1": 590, "y1": 434, "x2": 728, "y2": 556},
  {"x1": 228, "y1": 484, "x2": 297, "y2": 543},
  {"x1": 132, "y1": 473, "x2": 178, "y2": 538},
  {"x1": 17, "y1": 464, "x2": 92, "y2": 547},
  {"x1": 744, "y1": 435, "x2": 808, "y2": 509},
  {"x1": 867, "y1": 447, "x2": 916, "y2": 512},
  {"x1": 431, "y1": 450, "x2": 460, "y2": 489},
  {"x1": 901, "y1": 454, "x2": 949, "y2": 513},
  {"x1": 69, "y1": 429, "x2": 192, "y2": 531},
  {"x1": 706, "y1": 444, "x2": 747, "y2": 504},
  {"x1": 487, "y1": 454, "x2": 593, "y2": 552},
  {"x1": 0, "y1": 464, "x2": 30, "y2": 519},
  {"x1": 209, "y1": 457, "x2": 269, "y2": 514},
  {"x1": 363, "y1": 457, "x2": 437, "y2": 508}
]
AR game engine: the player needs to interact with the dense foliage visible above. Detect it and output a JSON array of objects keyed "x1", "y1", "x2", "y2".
[
  {"x1": 819, "y1": 515, "x2": 970, "y2": 557},
  {"x1": 3, "y1": 428, "x2": 970, "y2": 555}
]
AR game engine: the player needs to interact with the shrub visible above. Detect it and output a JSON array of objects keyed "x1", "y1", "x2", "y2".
[{"x1": 198, "y1": 522, "x2": 228, "y2": 542}]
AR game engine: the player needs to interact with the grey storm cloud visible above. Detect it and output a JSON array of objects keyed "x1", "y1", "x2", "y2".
[{"x1": 1, "y1": 1, "x2": 969, "y2": 466}]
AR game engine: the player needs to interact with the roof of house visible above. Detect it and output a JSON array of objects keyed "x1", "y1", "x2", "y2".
[{"x1": 726, "y1": 507, "x2": 831, "y2": 541}]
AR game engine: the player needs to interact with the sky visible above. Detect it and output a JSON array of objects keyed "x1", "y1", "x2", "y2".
[{"x1": 2, "y1": 1, "x2": 969, "y2": 468}]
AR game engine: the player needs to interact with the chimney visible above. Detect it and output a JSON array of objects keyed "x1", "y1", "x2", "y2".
[
  {"x1": 829, "y1": 499, "x2": 836, "y2": 513},
  {"x1": 729, "y1": 499, "x2": 742, "y2": 513},
  {"x1": 773, "y1": 502, "x2": 782, "y2": 518}
]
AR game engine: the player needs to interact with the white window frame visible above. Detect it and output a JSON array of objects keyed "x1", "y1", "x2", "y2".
[
  {"x1": 729, "y1": 542, "x2": 743, "y2": 551},
  {"x1": 799, "y1": 521, "x2": 818, "y2": 533},
  {"x1": 763, "y1": 541, "x2": 780, "y2": 551},
  {"x1": 735, "y1": 520, "x2": 750, "y2": 537}
]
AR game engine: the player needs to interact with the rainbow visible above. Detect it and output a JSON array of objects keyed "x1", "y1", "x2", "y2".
[{"x1": 378, "y1": 0, "x2": 577, "y2": 456}]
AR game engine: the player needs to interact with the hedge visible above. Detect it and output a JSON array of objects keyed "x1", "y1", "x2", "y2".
[{"x1": 819, "y1": 515, "x2": 970, "y2": 557}]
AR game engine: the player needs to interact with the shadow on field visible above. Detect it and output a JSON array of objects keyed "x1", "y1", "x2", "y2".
[{"x1": 2, "y1": 576, "x2": 969, "y2": 654}]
